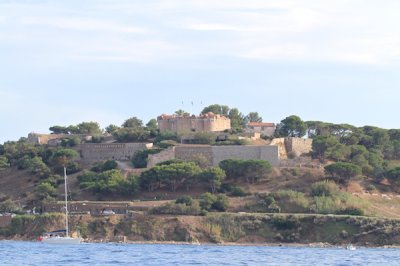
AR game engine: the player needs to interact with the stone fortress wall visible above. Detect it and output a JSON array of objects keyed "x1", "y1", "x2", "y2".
[
  {"x1": 270, "y1": 138, "x2": 288, "y2": 159},
  {"x1": 27, "y1": 132, "x2": 310, "y2": 167},
  {"x1": 157, "y1": 113, "x2": 231, "y2": 133},
  {"x1": 211, "y1": 145, "x2": 279, "y2": 166},
  {"x1": 79, "y1": 143, "x2": 153, "y2": 162},
  {"x1": 28, "y1": 133, "x2": 88, "y2": 145},
  {"x1": 149, "y1": 145, "x2": 280, "y2": 167},
  {"x1": 270, "y1": 138, "x2": 313, "y2": 159},
  {"x1": 284, "y1": 137, "x2": 313, "y2": 157},
  {"x1": 175, "y1": 146, "x2": 214, "y2": 165}
]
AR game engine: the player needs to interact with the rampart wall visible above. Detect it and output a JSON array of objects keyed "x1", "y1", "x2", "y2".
[
  {"x1": 270, "y1": 137, "x2": 313, "y2": 159},
  {"x1": 270, "y1": 138, "x2": 288, "y2": 159},
  {"x1": 285, "y1": 138, "x2": 313, "y2": 156},
  {"x1": 169, "y1": 145, "x2": 279, "y2": 167},
  {"x1": 79, "y1": 143, "x2": 152, "y2": 162},
  {"x1": 27, "y1": 133, "x2": 87, "y2": 144},
  {"x1": 212, "y1": 146, "x2": 279, "y2": 166},
  {"x1": 175, "y1": 146, "x2": 214, "y2": 166}
]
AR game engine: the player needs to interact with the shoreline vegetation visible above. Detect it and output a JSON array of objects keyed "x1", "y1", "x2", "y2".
[{"x1": 2, "y1": 212, "x2": 400, "y2": 248}]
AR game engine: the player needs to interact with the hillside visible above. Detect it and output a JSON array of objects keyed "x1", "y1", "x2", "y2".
[
  {"x1": 2, "y1": 161, "x2": 400, "y2": 220},
  {"x1": 2, "y1": 113, "x2": 400, "y2": 245}
]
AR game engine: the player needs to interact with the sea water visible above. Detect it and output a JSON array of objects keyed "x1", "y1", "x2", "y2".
[{"x1": 0, "y1": 241, "x2": 399, "y2": 265}]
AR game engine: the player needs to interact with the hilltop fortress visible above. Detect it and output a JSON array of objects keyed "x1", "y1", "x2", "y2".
[
  {"x1": 157, "y1": 112, "x2": 231, "y2": 133},
  {"x1": 27, "y1": 113, "x2": 313, "y2": 167}
]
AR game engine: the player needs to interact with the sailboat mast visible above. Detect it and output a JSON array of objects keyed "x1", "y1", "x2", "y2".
[{"x1": 64, "y1": 166, "x2": 69, "y2": 238}]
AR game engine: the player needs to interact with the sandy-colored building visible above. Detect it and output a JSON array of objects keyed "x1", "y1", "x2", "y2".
[
  {"x1": 157, "y1": 112, "x2": 231, "y2": 133},
  {"x1": 245, "y1": 122, "x2": 276, "y2": 137}
]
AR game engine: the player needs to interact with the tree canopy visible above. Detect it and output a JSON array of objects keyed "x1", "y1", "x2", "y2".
[
  {"x1": 324, "y1": 162, "x2": 362, "y2": 184},
  {"x1": 122, "y1": 116, "x2": 144, "y2": 129},
  {"x1": 276, "y1": 115, "x2": 307, "y2": 137},
  {"x1": 245, "y1": 112, "x2": 263, "y2": 123},
  {"x1": 201, "y1": 104, "x2": 229, "y2": 116}
]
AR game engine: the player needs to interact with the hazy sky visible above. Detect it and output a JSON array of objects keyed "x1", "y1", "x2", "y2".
[{"x1": 1, "y1": 0, "x2": 400, "y2": 143}]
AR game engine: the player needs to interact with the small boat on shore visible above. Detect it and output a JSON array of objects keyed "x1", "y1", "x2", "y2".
[
  {"x1": 39, "y1": 167, "x2": 81, "y2": 244},
  {"x1": 346, "y1": 244, "x2": 356, "y2": 250},
  {"x1": 39, "y1": 229, "x2": 81, "y2": 244}
]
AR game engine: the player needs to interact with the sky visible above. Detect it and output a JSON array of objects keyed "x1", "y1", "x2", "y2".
[{"x1": 1, "y1": 0, "x2": 400, "y2": 143}]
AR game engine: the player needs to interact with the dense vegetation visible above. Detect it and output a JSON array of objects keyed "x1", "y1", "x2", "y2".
[{"x1": 1, "y1": 104, "x2": 400, "y2": 219}]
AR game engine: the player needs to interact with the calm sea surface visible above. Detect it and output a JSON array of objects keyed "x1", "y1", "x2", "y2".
[{"x1": 0, "y1": 241, "x2": 399, "y2": 265}]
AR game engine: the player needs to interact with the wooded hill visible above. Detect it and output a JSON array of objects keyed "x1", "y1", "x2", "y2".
[{"x1": 1, "y1": 106, "x2": 400, "y2": 220}]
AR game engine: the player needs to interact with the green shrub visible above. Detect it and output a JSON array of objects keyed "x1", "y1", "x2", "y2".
[
  {"x1": 91, "y1": 160, "x2": 118, "y2": 173},
  {"x1": 89, "y1": 135, "x2": 103, "y2": 143},
  {"x1": 131, "y1": 149, "x2": 162, "y2": 168},
  {"x1": 0, "y1": 199, "x2": 21, "y2": 213},
  {"x1": 149, "y1": 202, "x2": 201, "y2": 215},
  {"x1": 200, "y1": 192, "x2": 216, "y2": 210},
  {"x1": 310, "y1": 180, "x2": 339, "y2": 197},
  {"x1": 230, "y1": 186, "x2": 248, "y2": 197},
  {"x1": 175, "y1": 195, "x2": 193, "y2": 206},
  {"x1": 35, "y1": 182, "x2": 57, "y2": 200},
  {"x1": 206, "y1": 214, "x2": 245, "y2": 242},
  {"x1": 271, "y1": 215, "x2": 300, "y2": 230},
  {"x1": 251, "y1": 194, "x2": 281, "y2": 213},
  {"x1": 213, "y1": 137, "x2": 250, "y2": 146},
  {"x1": 154, "y1": 131, "x2": 178, "y2": 143},
  {"x1": 16, "y1": 155, "x2": 32, "y2": 170},
  {"x1": 325, "y1": 162, "x2": 362, "y2": 184},
  {"x1": 313, "y1": 196, "x2": 338, "y2": 214},
  {"x1": 365, "y1": 184, "x2": 376, "y2": 192},
  {"x1": 219, "y1": 183, "x2": 248, "y2": 197},
  {"x1": 0, "y1": 155, "x2": 10, "y2": 170},
  {"x1": 272, "y1": 190, "x2": 309, "y2": 212},
  {"x1": 336, "y1": 207, "x2": 364, "y2": 216},
  {"x1": 61, "y1": 137, "x2": 81, "y2": 147},
  {"x1": 65, "y1": 161, "x2": 81, "y2": 174},
  {"x1": 29, "y1": 157, "x2": 51, "y2": 179},
  {"x1": 157, "y1": 141, "x2": 175, "y2": 149},
  {"x1": 212, "y1": 194, "x2": 229, "y2": 211},
  {"x1": 199, "y1": 193, "x2": 229, "y2": 211}
]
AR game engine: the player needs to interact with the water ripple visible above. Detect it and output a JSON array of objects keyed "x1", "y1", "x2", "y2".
[{"x1": 1, "y1": 241, "x2": 399, "y2": 266}]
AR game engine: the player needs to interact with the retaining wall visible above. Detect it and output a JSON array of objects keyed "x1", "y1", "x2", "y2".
[
  {"x1": 212, "y1": 145, "x2": 279, "y2": 166},
  {"x1": 79, "y1": 143, "x2": 152, "y2": 162},
  {"x1": 173, "y1": 145, "x2": 279, "y2": 167}
]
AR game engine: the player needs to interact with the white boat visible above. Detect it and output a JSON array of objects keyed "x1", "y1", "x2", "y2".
[
  {"x1": 39, "y1": 167, "x2": 81, "y2": 244},
  {"x1": 346, "y1": 244, "x2": 356, "y2": 250},
  {"x1": 40, "y1": 229, "x2": 81, "y2": 244}
]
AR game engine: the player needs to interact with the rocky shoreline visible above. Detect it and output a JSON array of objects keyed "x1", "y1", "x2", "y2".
[
  {"x1": 2, "y1": 213, "x2": 400, "y2": 247},
  {"x1": 3, "y1": 237, "x2": 400, "y2": 249}
]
